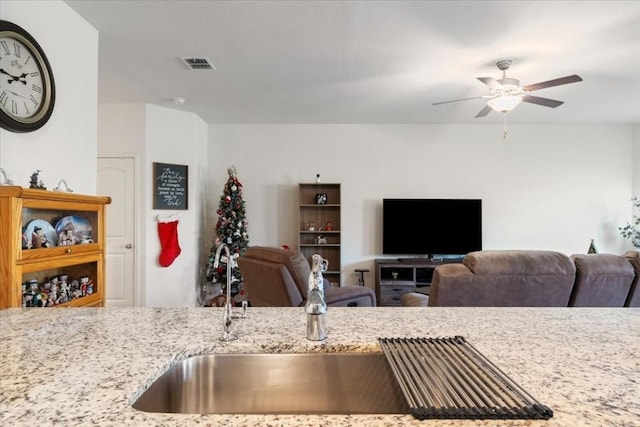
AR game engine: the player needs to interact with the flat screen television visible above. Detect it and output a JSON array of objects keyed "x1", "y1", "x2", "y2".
[{"x1": 382, "y1": 198, "x2": 482, "y2": 258}]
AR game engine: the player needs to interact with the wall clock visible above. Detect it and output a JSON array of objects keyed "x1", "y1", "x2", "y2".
[{"x1": 0, "y1": 20, "x2": 55, "y2": 133}]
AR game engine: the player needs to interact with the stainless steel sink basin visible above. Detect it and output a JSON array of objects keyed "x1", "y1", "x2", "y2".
[{"x1": 133, "y1": 352, "x2": 410, "y2": 414}]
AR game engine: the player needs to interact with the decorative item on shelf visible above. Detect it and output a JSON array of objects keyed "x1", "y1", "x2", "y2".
[
  {"x1": 315, "y1": 193, "x2": 327, "y2": 205},
  {"x1": 325, "y1": 221, "x2": 333, "y2": 231},
  {"x1": 315, "y1": 235, "x2": 327, "y2": 244},
  {"x1": 315, "y1": 173, "x2": 321, "y2": 183},
  {"x1": 0, "y1": 168, "x2": 14, "y2": 185},
  {"x1": 587, "y1": 239, "x2": 598, "y2": 254},
  {"x1": 55, "y1": 216, "x2": 92, "y2": 247},
  {"x1": 307, "y1": 221, "x2": 316, "y2": 231},
  {"x1": 21, "y1": 272, "x2": 94, "y2": 307},
  {"x1": 391, "y1": 271, "x2": 399, "y2": 280},
  {"x1": 28, "y1": 170, "x2": 46, "y2": 190},
  {"x1": 53, "y1": 179, "x2": 73, "y2": 192},
  {"x1": 24, "y1": 219, "x2": 57, "y2": 249}
]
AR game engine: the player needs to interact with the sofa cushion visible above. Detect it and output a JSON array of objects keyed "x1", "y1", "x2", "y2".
[
  {"x1": 570, "y1": 254, "x2": 635, "y2": 307},
  {"x1": 464, "y1": 250, "x2": 575, "y2": 276}
]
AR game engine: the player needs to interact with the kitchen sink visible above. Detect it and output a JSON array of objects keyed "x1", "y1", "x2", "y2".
[{"x1": 132, "y1": 352, "x2": 410, "y2": 414}]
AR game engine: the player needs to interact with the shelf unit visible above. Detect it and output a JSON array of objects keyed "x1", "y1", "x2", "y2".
[
  {"x1": 298, "y1": 183, "x2": 341, "y2": 286},
  {"x1": 0, "y1": 186, "x2": 111, "y2": 309},
  {"x1": 374, "y1": 258, "x2": 463, "y2": 306}
]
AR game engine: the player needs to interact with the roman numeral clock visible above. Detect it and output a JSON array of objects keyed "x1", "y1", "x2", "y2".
[{"x1": 0, "y1": 20, "x2": 55, "y2": 133}]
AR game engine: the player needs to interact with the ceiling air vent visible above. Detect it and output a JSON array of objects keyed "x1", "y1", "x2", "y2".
[{"x1": 180, "y1": 57, "x2": 216, "y2": 70}]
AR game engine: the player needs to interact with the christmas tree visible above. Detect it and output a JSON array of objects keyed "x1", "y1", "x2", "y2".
[{"x1": 206, "y1": 166, "x2": 250, "y2": 296}]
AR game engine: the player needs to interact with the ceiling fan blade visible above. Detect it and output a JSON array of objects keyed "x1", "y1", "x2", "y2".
[
  {"x1": 432, "y1": 96, "x2": 485, "y2": 106},
  {"x1": 522, "y1": 95, "x2": 564, "y2": 108},
  {"x1": 477, "y1": 77, "x2": 503, "y2": 89},
  {"x1": 523, "y1": 74, "x2": 583, "y2": 92},
  {"x1": 475, "y1": 104, "x2": 493, "y2": 118}
]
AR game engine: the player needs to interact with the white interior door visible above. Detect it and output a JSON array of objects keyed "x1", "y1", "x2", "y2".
[{"x1": 98, "y1": 157, "x2": 136, "y2": 307}]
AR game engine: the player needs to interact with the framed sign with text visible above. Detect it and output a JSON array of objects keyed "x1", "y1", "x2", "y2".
[{"x1": 153, "y1": 162, "x2": 188, "y2": 210}]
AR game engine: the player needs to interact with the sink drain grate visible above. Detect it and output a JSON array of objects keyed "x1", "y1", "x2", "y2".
[{"x1": 378, "y1": 336, "x2": 553, "y2": 420}]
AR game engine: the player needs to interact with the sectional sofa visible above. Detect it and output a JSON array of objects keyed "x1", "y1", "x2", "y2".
[{"x1": 401, "y1": 250, "x2": 639, "y2": 307}]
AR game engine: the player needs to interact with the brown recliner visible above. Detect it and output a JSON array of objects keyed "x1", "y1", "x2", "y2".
[
  {"x1": 624, "y1": 251, "x2": 640, "y2": 307},
  {"x1": 428, "y1": 250, "x2": 576, "y2": 307},
  {"x1": 237, "y1": 246, "x2": 376, "y2": 307},
  {"x1": 570, "y1": 253, "x2": 635, "y2": 307}
]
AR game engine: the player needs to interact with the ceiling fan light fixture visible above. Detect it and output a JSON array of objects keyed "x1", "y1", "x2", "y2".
[{"x1": 487, "y1": 95, "x2": 523, "y2": 113}]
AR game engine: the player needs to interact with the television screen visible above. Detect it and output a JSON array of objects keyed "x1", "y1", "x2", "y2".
[{"x1": 382, "y1": 198, "x2": 482, "y2": 257}]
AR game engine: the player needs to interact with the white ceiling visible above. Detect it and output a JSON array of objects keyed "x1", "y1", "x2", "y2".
[{"x1": 65, "y1": 0, "x2": 640, "y2": 125}]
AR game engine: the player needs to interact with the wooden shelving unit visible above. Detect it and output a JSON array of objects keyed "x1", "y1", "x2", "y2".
[
  {"x1": 0, "y1": 186, "x2": 111, "y2": 309},
  {"x1": 298, "y1": 183, "x2": 341, "y2": 286}
]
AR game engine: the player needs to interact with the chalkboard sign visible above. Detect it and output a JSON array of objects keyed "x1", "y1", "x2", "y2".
[{"x1": 153, "y1": 162, "x2": 188, "y2": 210}]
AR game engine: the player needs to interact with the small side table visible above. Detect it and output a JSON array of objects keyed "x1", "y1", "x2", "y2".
[{"x1": 354, "y1": 269, "x2": 369, "y2": 287}]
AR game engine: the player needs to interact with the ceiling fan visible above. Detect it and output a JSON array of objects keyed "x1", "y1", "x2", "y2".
[{"x1": 433, "y1": 60, "x2": 583, "y2": 118}]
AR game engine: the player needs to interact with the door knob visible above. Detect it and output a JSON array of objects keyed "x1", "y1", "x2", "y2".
[{"x1": 125, "y1": 243, "x2": 133, "y2": 249}]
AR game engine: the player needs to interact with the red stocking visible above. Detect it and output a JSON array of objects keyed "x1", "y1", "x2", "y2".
[{"x1": 157, "y1": 215, "x2": 181, "y2": 267}]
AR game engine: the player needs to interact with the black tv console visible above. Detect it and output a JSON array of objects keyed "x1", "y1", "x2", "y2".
[{"x1": 374, "y1": 258, "x2": 464, "y2": 307}]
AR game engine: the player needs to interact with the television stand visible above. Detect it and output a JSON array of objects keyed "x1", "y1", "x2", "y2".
[
  {"x1": 396, "y1": 257, "x2": 429, "y2": 262},
  {"x1": 375, "y1": 258, "x2": 464, "y2": 307}
]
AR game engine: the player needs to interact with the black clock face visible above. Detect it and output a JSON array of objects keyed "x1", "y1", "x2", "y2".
[{"x1": 0, "y1": 20, "x2": 55, "y2": 133}]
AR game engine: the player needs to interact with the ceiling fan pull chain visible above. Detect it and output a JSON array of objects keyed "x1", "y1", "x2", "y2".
[{"x1": 503, "y1": 113, "x2": 508, "y2": 139}]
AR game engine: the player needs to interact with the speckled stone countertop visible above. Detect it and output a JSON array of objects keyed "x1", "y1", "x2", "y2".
[{"x1": 1, "y1": 307, "x2": 639, "y2": 426}]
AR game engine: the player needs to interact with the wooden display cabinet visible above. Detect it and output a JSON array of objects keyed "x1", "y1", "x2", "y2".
[
  {"x1": 298, "y1": 183, "x2": 341, "y2": 286},
  {"x1": 0, "y1": 186, "x2": 111, "y2": 309}
]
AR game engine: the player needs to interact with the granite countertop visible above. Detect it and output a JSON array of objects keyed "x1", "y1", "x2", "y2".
[{"x1": 1, "y1": 306, "x2": 639, "y2": 426}]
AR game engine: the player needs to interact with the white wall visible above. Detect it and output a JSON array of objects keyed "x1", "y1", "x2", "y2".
[
  {"x1": 0, "y1": 1, "x2": 98, "y2": 194},
  {"x1": 98, "y1": 103, "x2": 208, "y2": 307},
  {"x1": 633, "y1": 125, "x2": 640, "y2": 196},
  {"x1": 209, "y1": 123, "x2": 635, "y2": 287},
  {"x1": 144, "y1": 105, "x2": 208, "y2": 307}
]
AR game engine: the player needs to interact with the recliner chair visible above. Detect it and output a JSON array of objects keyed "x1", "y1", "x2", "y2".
[{"x1": 237, "y1": 246, "x2": 376, "y2": 307}]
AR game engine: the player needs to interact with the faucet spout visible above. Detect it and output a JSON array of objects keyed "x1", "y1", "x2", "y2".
[{"x1": 214, "y1": 243, "x2": 237, "y2": 341}]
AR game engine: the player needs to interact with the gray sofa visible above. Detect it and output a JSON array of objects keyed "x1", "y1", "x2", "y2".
[
  {"x1": 625, "y1": 250, "x2": 640, "y2": 307},
  {"x1": 401, "y1": 250, "x2": 638, "y2": 307}
]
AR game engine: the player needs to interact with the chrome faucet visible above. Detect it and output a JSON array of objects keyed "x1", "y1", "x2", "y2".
[
  {"x1": 305, "y1": 254, "x2": 328, "y2": 341},
  {"x1": 213, "y1": 243, "x2": 237, "y2": 341}
]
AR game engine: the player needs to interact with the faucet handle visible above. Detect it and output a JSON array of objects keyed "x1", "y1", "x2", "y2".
[{"x1": 220, "y1": 302, "x2": 237, "y2": 341}]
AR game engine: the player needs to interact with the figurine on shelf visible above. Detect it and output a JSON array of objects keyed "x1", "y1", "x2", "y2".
[
  {"x1": 315, "y1": 235, "x2": 327, "y2": 244},
  {"x1": 1, "y1": 168, "x2": 14, "y2": 185},
  {"x1": 325, "y1": 221, "x2": 333, "y2": 231},
  {"x1": 315, "y1": 193, "x2": 327, "y2": 205},
  {"x1": 48, "y1": 284, "x2": 57, "y2": 306},
  {"x1": 58, "y1": 222, "x2": 78, "y2": 246},
  {"x1": 80, "y1": 276, "x2": 91, "y2": 296},
  {"x1": 31, "y1": 226, "x2": 49, "y2": 248},
  {"x1": 53, "y1": 179, "x2": 74, "y2": 193},
  {"x1": 307, "y1": 221, "x2": 316, "y2": 231},
  {"x1": 28, "y1": 170, "x2": 46, "y2": 190}
]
